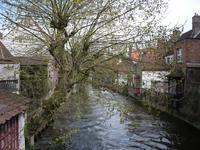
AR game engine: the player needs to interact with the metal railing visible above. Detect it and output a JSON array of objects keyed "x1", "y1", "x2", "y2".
[{"x1": 0, "y1": 80, "x2": 18, "y2": 91}]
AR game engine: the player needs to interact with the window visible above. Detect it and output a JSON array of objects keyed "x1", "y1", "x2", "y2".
[
  {"x1": 176, "y1": 48, "x2": 183, "y2": 63},
  {"x1": 167, "y1": 57, "x2": 170, "y2": 64},
  {"x1": 165, "y1": 57, "x2": 171, "y2": 64},
  {"x1": 165, "y1": 55, "x2": 174, "y2": 64}
]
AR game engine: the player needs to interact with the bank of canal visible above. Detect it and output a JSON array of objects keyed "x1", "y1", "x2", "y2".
[{"x1": 35, "y1": 88, "x2": 200, "y2": 150}]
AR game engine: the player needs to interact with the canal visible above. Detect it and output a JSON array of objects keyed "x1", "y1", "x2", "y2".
[{"x1": 35, "y1": 88, "x2": 200, "y2": 150}]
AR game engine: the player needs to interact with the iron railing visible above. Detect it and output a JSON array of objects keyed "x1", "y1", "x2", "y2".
[{"x1": 0, "y1": 80, "x2": 18, "y2": 91}]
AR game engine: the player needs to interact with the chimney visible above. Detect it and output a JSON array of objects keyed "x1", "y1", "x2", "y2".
[{"x1": 192, "y1": 13, "x2": 200, "y2": 36}]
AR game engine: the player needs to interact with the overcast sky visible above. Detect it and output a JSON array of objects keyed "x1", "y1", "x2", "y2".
[
  {"x1": 0, "y1": 0, "x2": 199, "y2": 34},
  {"x1": 162, "y1": 0, "x2": 200, "y2": 32}
]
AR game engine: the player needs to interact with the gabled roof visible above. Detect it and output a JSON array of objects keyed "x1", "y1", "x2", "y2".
[
  {"x1": 0, "y1": 90, "x2": 29, "y2": 124},
  {"x1": 0, "y1": 41, "x2": 13, "y2": 59},
  {"x1": 0, "y1": 41, "x2": 49, "y2": 65},
  {"x1": 178, "y1": 30, "x2": 200, "y2": 41}
]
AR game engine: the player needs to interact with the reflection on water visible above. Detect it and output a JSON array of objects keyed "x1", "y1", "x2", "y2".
[{"x1": 35, "y1": 88, "x2": 200, "y2": 150}]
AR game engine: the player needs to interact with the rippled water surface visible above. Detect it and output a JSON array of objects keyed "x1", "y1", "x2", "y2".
[{"x1": 36, "y1": 88, "x2": 200, "y2": 150}]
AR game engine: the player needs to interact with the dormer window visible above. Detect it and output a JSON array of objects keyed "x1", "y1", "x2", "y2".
[{"x1": 176, "y1": 48, "x2": 183, "y2": 63}]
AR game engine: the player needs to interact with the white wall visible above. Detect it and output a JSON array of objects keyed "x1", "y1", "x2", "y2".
[
  {"x1": 0, "y1": 64, "x2": 20, "y2": 80},
  {"x1": 0, "y1": 64, "x2": 20, "y2": 92},
  {"x1": 142, "y1": 71, "x2": 169, "y2": 89},
  {"x1": 18, "y1": 112, "x2": 26, "y2": 150}
]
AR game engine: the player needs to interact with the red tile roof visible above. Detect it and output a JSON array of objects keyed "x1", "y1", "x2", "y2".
[{"x1": 0, "y1": 90, "x2": 29, "y2": 124}]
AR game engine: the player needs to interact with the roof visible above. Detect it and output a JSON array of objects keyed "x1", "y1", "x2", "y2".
[
  {"x1": 0, "y1": 41, "x2": 13, "y2": 59},
  {"x1": 0, "y1": 59, "x2": 17, "y2": 64},
  {"x1": 178, "y1": 30, "x2": 200, "y2": 41},
  {"x1": 0, "y1": 40, "x2": 50, "y2": 65},
  {"x1": 0, "y1": 41, "x2": 16, "y2": 64},
  {"x1": 0, "y1": 90, "x2": 29, "y2": 124},
  {"x1": 12, "y1": 56, "x2": 49, "y2": 65}
]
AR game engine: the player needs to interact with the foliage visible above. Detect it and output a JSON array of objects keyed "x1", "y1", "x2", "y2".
[
  {"x1": 0, "y1": 0, "x2": 168, "y2": 135},
  {"x1": 155, "y1": 26, "x2": 182, "y2": 55},
  {"x1": 24, "y1": 123, "x2": 35, "y2": 150},
  {"x1": 142, "y1": 89, "x2": 169, "y2": 111},
  {"x1": 20, "y1": 65, "x2": 49, "y2": 100},
  {"x1": 0, "y1": 0, "x2": 168, "y2": 90}
]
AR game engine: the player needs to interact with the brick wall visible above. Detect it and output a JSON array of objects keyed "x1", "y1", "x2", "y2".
[{"x1": 175, "y1": 39, "x2": 200, "y2": 65}]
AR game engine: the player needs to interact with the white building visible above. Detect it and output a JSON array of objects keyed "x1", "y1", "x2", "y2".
[
  {"x1": 0, "y1": 41, "x2": 20, "y2": 93},
  {"x1": 142, "y1": 71, "x2": 169, "y2": 93}
]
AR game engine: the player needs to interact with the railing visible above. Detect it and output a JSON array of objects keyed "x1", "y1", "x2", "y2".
[{"x1": 0, "y1": 80, "x2": 18, "y2": 91}]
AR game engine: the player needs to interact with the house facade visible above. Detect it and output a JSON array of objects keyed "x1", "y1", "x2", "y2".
[
  {"x1": 12, "y1": 56, "x2": 54, "y2": 100},
  {"x1": 128, "y1": 48, "x2": 169, "y2": 97},
  {"x1": 0, "y1": 39, "x2": 58, "y2": 101},
  {"x1": 168, "y1": 14, "x2": 200, "y2": 100},
  {"x1": 0, "y1": 35, "x2": 59, "y2": 147},
  {"x1": 0, "y1": 41, "x2": 20, "y2": 93},
  {"x1": 0, "y1": 40, "x2": 30, "y2": 149}
]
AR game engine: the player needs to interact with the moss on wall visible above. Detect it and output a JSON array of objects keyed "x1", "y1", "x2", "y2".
[{"x1": 20, "y1": 65, "x2": 49, "y2": 100}]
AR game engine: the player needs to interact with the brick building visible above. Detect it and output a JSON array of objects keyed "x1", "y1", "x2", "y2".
[{"x1": 168, "y1": 14, "x2": 200, "y2": 96}]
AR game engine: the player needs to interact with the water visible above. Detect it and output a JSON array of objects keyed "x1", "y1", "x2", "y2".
[{"x1": 35, "y1": 89, "x2": 200, "y2": 150}]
